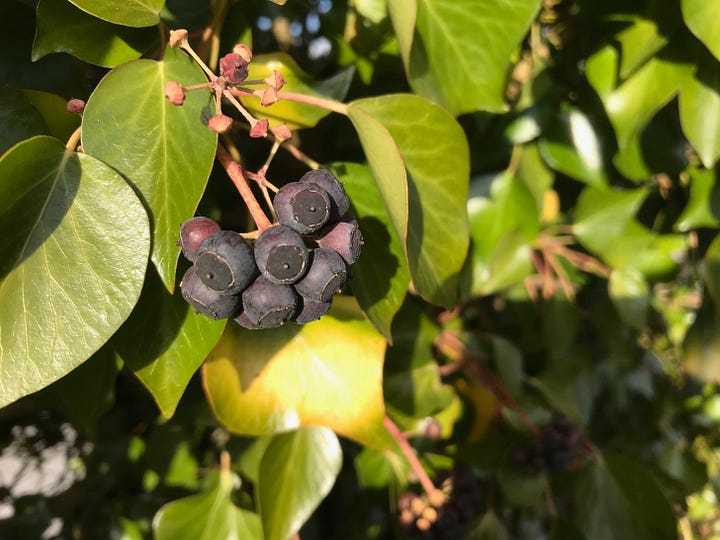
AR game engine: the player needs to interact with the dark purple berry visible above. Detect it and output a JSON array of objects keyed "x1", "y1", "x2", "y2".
[
  {"x1": 178, "y1": 217, "x2": 221, "y2": 262},
  {"x1": 293, "y1": 298, "x2": 332, "y2": 324},
  {"x1": 180, "y1": 266, "x2": 242, "y2": 320},
  {"x1": 234, "y1": 311, "x2": 262, "y2": 330},
  {"x1": 195, "y1": 231, "x2": 257, "y2": 295},
  {"x1": 219, "y1": 52, "x2": 248, "y2": 84},
  {"x1": 242, "y1": 276, "x2": 298, "y2": 328},
  {"x1": 274, "y1": 181, "x2": 331, "y2": 234},
  {"x1": 254, "y1": 225, "x2": 309, "y2": 284},
  {"x1": 294, "y1": 248, "x2": 347, "y2": 303},
  {"x1": 299, "y1": 169, "x2": 350, "y2": 219},
  {"x1": 317, "y1": 221, "x2": 363, "y2": 265}
]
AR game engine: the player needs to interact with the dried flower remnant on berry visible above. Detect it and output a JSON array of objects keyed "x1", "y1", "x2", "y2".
[
  {"x1": 169, "y1": 28, "x2": 188, "y2": 48},
  {"x1": 209, "y1": 114, "x2": 233, "y2": 134},
  {"x1": 219, "y1": 52, "x2": 249, "y2": 84},
  {"x1": 232, "y1": 44, "x2": 253, "y2": 63},
  {"x1": 250, "y1": 119, "x2": 269, "y2": 138},
  {"x1": 66, "y1": 98, "x2": 85, "y2": 114}
]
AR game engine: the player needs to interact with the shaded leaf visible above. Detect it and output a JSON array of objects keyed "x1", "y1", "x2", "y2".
[
  {"x1": 154, "y1": 468, "x2": 263, "y2": 540},
  {"x1": 115, "y1": 268, "x2": 227, "y2": 418},
  {"x1": 242, "y1": 53, "x2": 354, "y2": 129},
  {"x1": 68, "y1": 0, "x2": 164, "y2": 27},
  {"x1": 348, "y1": 94, "x2": 470, "y2": 308},
  {"x1": 22, "y1": 89, "x2": 81, "y2": 142},
  {"x1": 203, "y1": 297, "x2": 393, "y2": 450},
  {"x1": 0, "y1": 136, "x2": 150, "y2": 407},
  {"x1": 492, "y1": 336, "x2": 523, "y2": 398},
  {"x1": 392, "y1": 0, "x2": 541, "y2": 114},
  {"x1": 609, "y1": 267, "x2": 649, "y2": 331},
  {"x1": 333, "y1": 162, "x2": 409, "y2": 341},
  {"x1": 0, "y1": 85, "x2": 49, "y2": 155},
  {"x1": 33, "y1": 0, "x2": 155, "y2": 68},
  {"x1": 258, "y1": 427, "x2": 342, "y2": 540},
  {"x1": 82, "y1": 46, "x2": 217, "y2": 292}
]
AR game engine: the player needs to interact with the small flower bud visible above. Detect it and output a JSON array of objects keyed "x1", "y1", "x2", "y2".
[
  {"x1": 66, "y1": 98, "x2": 85, "y2": 114},
  {"x1": 169, "y1": 29, "x2": 188, "y2": 48},
  {"x1": 250, "y1": 119, "x2": 269, "y2": 138},
  {"x1": 209, "y1": 114, "x2": 233, "y2": 134},
  {"x1": 232, "y1": 44, "x2": 253, "y2": 63},
  {"x1": 261, "y1": 86, "x2": 278, "y2": 106},
  {"x1": 219, "y1": 53, "x2": 249, "y2": 84},
  {"x1": 164, "y1": 81, "x2": 185, "y2": 106},
  {"x1": 271, "y1": 123, "x2": 292, "y2": 141}
]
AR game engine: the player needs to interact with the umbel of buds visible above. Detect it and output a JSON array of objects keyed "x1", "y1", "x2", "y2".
[{"x1": 179, "y1": 170, "x2": 363, "y2": 329}]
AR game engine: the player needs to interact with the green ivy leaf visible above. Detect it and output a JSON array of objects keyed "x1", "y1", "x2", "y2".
[
  {"x1": 34, "y1": 0, "x2": 155, "y2": 67},
  {"x1": 608, "y1": 267, "x2": 649, "y2": 331},
  {"x1": 539, "y1": 104, "x2": 608, "y2": 187},
  {"x1": 203, "y1": 297, "x2": 393, "y2": 450},
  {"x1": 22, "y1": 90, "x2": 80, "y2": 142},
  {"x1": 154, "y1": 468, "x2": 263, "y2": 540},
  {"x1": 333, "y1": 162, "x2": 409, "y2": 341},
  {"x1": 257, "y1": 427, "x2": 342, "y2": 540},
  {"x1": 0, "y1": 136, "x2": 150, "y2": 407},
  {"x1": 615, "y1": 17, "x2": 669, "y2": 79},
  {"x1": 575, "y1": 453, "x2": 676, "y2": 540},
  {"x1": 0, "y1": 85, "x2": 49, "y2": 155},
  {"x1": 461, "y1": 172, "x2": 539, "y2": 297},
  {"x1": 68, "y1": 0, "x2": 164, "y2": 27},
  {"x1": 241, "y1": 53, "x2": 354, "y2": 129},
  {"x1": 348, "y1": 94, "x2": 469, "y2": 308},
  {"x1": 492, "y1": 336, "x2": 524, "y2": 398},
  {"x1": 681, "y1": 0, "x2": 720, "y2": 62},
  {"x1": 115, "y1": 268, "x2": 227, "y2": 418},
  {"x1": 82, "y1": 46, "x2": 217, "y2": 292},
  {"x1": 390, "y1": 0, "x2": 541, "y2": 114},
  {"x1": 675, "y1": 166, "x2": 720, "y2": 231},
  {"x1": 384, "y1": 296, "x2": 453, "y2": 418},
  {"x1": 679, "y1": 58, "x2": 720, "y2": 168},
  {"x1": 387, "y1": 0, "x2": 416, "y2": 68}
]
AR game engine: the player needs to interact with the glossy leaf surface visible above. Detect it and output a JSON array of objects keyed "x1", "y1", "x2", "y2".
[
  {"x1": 82, "y1": 47, "x2": 217, "y2": 292},
  {"x1": 68, "y1": 0, "x2": 164, "y2": 27},
  {"x1": 348, "y1": 94, "x2": 469, "y2": 308},
  {"x1": 0, "y1": 136, "x2": 149, "y2": 407},
  {"x1": 258, "y1": 427, "x2": 342, "y2": 540}
]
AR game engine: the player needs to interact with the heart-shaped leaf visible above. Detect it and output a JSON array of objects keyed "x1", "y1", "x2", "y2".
[
  {"x1": 68, "y1": 0, "x2": 164, "y2": 27},
  {"x1": 390, "y1": 0, "x2": 541, "y2": 114},
  {"x1": 348, "y1": 94, "x2": 469, "y2": 308},
  {"x1": 34, "y1": 0, "x2": 156, "y2": 68},
  {"x1": 241, "y1": 53, "x2": 355, "y2": 129},
  {"x1": 203, "y1": 296, "x2": 392, "y2": 450},
  {"x1": 332, "y1": 162, "x2": 409, "y2": 341},
  {"x1": 257, "y1": 427, "x2": 342, "y2": 540},
  {"x1": 154, "y1": 466, "x2": 262, "y2": 540},
  {"x1": 82, "y1": 46, "x2": 217, "y2": 292},
  {"x1": 115, "y1": 269, "x2": 227, "y2": 418},
  {"x1": 0, "y1": 136, "x2": 150, "y2": 407}
]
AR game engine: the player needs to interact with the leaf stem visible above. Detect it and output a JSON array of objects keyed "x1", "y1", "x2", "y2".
[
  {"x1": 383, "y1": 415, "x2": 443, "y2": 503},
  {"x1": 65, "y1": 126, "x2": 82, "y2": 151},
  {"x1": 216, "y1": 144, "x2": 272, "y2": 231},
  {"x1": 276, "y1": 91, "x2": 349, "y2": 115}
]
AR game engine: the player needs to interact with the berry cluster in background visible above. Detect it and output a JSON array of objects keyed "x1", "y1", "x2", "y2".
[{"x1": 178, "y1": 169, "x2": 362, "y2": 329}]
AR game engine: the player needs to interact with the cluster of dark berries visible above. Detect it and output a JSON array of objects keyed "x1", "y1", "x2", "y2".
[
  {"x1": 178, "y1": 170, "x2": 362, "y2": 329},
  {"x1": 511, "y1": 414, "x2": 585, "y2": 475},
  {"x1": 398, "y1": 467, "x2": 480, "y2": 540}
]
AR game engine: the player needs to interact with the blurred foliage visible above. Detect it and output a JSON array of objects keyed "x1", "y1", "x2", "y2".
[{"x1": 1, "y1": 0, "x2": 720, "y2": 539}]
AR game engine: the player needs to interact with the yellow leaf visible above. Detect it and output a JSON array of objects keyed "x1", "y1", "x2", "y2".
[{"x1": 203, "y1": 297, "x2": 393, "y2": 450}]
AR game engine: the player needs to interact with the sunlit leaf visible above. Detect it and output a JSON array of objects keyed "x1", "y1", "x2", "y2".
[
  {"x1": 682, "y1": 0, "x2": 720, "y2": 62},
  {"x1": 82, "y1": 46, "x2": 217, "y2": 292},
  {"x1": 675, "y1": 166, "x2": 720, "y2": 231},
  {"x1": 0, "y1": 136, "x2": 149, "y2": 407},
  {"x1": 203, "y1": 297, "x2": 392, "y2": 450},
  {"x1": 679, "y1": 58, "x2": 720, "y2": 168},
  {"x1": 33, "y1": 0, "x2": 155, "y2": 67},
  {"x1": 609, "y1": 267, "x2": 649, "y2": 331},
  {"x1": 68, "y1": 0, "x2": 164, "y2": 27},
  {"x1": 241, "y1": 53, "x2": 354, "y2": 129},
  {"x1": 348, "y1": 94, "x2": 469, "y2": 308},
  {"x1": 258, "y1": 427, "x2": 341, "y2": 540},
  {"x1": 154, "y1": 467, "x2": 262, "y2": 540}
]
